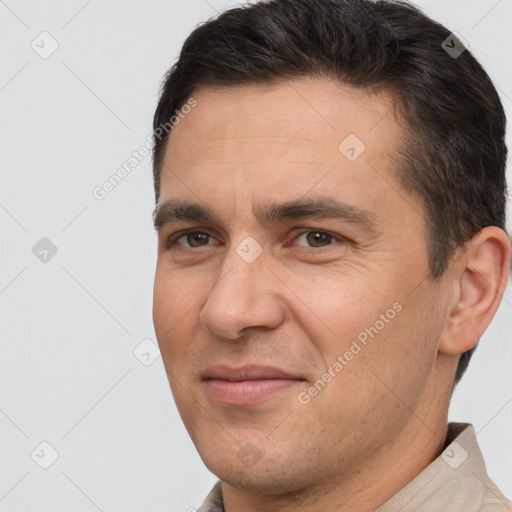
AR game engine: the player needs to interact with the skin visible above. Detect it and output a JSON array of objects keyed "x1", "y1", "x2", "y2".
[{"x1": 152, "y1": 77, "x2": 510, "y2": 511}]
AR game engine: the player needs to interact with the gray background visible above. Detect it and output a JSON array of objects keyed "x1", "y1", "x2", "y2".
[{"x1": 1, "y1": 0, "x2": 511, "y2": 510}]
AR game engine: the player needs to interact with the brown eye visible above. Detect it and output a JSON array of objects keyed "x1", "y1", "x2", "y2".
[
  {"x1": 308, "y1": 232, "x2": 332, "y2": 247},
  {"x1": 166, "y1": 231, "x2": 216, "y2": 249},
  {"x1": 183, "y1": 233, "x2": 211, "y2": 247},
  {"x1": 295, "y1": 230, "x2": 338, "y2": 248}
]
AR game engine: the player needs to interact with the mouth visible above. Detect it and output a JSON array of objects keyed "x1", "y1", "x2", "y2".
[{"x1": 202, "y1": 365, "x2": 305, "y2": 406}]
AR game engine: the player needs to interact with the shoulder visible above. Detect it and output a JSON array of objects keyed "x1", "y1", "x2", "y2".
[{"x1": 479, "y1": 480, "x2": 512, "y2": 511}]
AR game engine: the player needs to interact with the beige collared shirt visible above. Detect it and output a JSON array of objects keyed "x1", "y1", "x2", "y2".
[{"x1": 198, "y1": 423, "x2": 511, "y2": 511}]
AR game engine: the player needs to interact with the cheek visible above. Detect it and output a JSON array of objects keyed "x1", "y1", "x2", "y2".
[
  {"x1": 292, "y1": 268, "x2": 435, "y2": 399},
  {"x1": 287, "y1": 269, "x2": 388, "y2": 356},
  {"x1": 152, "y1": 268, "x2": 197, "y2": 363},
  {"x1": 152, "y1": 269, "x2": 174, "y2": 341},
  {"x1": 318, "y1": 285, "x2": 440, "y2": 415},
  {"x1": 153, "y1": 270, "x2": 205, "y2": 420}
]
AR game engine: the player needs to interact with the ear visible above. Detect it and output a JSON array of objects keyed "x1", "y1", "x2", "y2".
[{"x1": 439, "y1": 226, "x2": 511, "y2": 356}]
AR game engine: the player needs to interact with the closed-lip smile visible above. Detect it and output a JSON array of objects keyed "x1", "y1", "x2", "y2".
[{"x1": 202, "y1": 365, "x2": 305, "y2": 406}]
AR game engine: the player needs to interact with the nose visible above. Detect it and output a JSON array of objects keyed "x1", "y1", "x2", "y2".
[{"x1": 199, "y1": 245, "x2": 285, "y2": 340}]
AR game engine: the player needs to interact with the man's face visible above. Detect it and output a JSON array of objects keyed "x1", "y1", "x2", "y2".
[{"x1": 153, "y1": 78, "x2": 449, "y2": 494}]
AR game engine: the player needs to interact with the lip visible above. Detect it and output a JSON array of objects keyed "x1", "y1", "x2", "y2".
[
  {"x1": 203, "y1": 365, "x2": 299, "y2": 381},
  {"x1": 202, "y1": 365, "x2": 304, "y2": 406}
]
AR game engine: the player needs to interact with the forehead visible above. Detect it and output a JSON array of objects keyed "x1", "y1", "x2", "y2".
[
  {"x1": 158, "y1": 77, "x2": 414, "y2": 227},
  {"x1": 165, "y1": 78, "x2": 401, "y2": 161}
]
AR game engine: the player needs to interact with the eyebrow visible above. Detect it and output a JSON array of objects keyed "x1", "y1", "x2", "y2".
[{"x1": 152, "y1": 196, "x2": 378, "y2": 236}]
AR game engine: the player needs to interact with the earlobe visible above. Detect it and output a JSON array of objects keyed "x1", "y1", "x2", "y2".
[{"x1": 439, "y1": 226, "x2": 511, "y2": 356}]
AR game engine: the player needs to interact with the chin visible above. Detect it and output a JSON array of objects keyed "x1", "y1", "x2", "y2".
[{"x1": 199, "y1": 448, "x2": 318, "y2": 498}]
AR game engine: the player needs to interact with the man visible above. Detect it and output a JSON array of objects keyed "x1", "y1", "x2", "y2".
[{"x1": 151, "y1": 0, "x2": 511, "y2": 510}]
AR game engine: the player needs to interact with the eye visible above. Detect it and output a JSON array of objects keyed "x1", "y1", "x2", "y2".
[
  {"x1": 165, "y1": 229, "x2": 344, "y2": 251},
  {"x1": 292, "y1": 230, "x2": 343, "y2": 249},
  {"x1": 166, "y1": 230, "x2": 218, "y2": 249}
]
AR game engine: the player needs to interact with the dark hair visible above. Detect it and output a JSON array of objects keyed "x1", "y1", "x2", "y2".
[{"x1": 152, "y1": 0, "x2": 507, "y2": 383}]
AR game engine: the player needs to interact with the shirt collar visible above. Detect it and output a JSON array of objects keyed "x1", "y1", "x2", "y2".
[{"x1": 376, "y1": 422, "x2": 494, "y2": 512}]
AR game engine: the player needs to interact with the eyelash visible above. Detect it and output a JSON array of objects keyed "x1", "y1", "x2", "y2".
[{"x1": 165, "y1": 229, "x2": 345, "y2": 251}]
